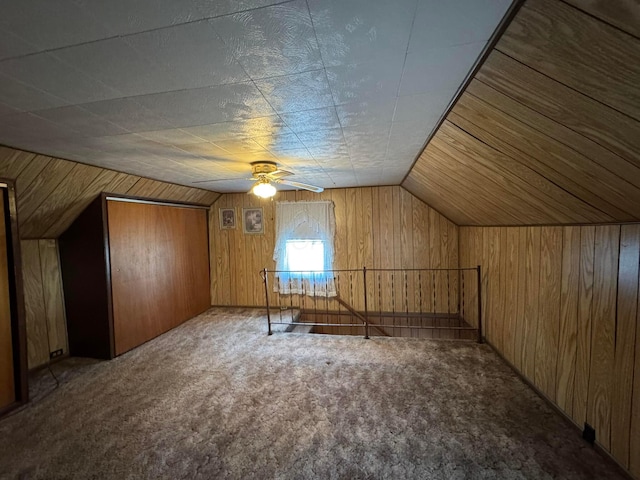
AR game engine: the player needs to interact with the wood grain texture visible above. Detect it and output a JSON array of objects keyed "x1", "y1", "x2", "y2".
[
  {"x1": 403, "y1": 0, "x2": 640, "y2": 226},
  {"x1": 477, "y1": 51, "x2": 640, "y2": 167},
  {"x1": 108, "y1": 201, "x2": 210, "y2": 356},
  {"x1": 499, "y1": 0, "x2": 640, "y2": 121},
  {"x1": 209, "y1": 187, "x2": 458, "y2": 313},
  {"x1": 466, "y1": 80, "x2": 640, "y2": 198},
  {"x1": 0, "y1": 144, "x2": 219, "y2": 240},
  {"x1": 632, "y1": 268, "x2": 640, "y2": 477},
  {"x1": 460, "y1": 223, "x2": 640, "y2": 474},
  {"x1": 20, "y1": 163, "x2": 103, "y2": 238},
  {"x1": 535, "y1": 226, "x2": 562, "y2": 401},
  {"x1": 564, "y1": 0, "x2": 640, "y2": 38},
  {"x1": 20, "y1": 240, "x2": 49, "y2": 368},
  {"x1": 38, "y1": 240, "x2": 67, "y2": 355},
  {"x1": 0, "y1": 148, "x2": 35, "y2": 179},
  {"x1": 611, "y1": 225, "x2": 640, "y2": 467},
  {"x1": 574, "y1": 226, "x2": 595, "y2": 425},
  {"x1": 587, "y1": 226, "x2": 620, "y2": 450},
  {"x1": 556, "y1": 226, "x2": 580, "y2": 417},
  {"x1": 502, "y1": 228, "x2": 520, "y2": 365},
  {"x1": 452, "y1": 93, "x2": 635, "y2": 220},
  {"x1": 0, "y1": 194, "x2": 14, "y2": 409},
  {"x1": 522, "y1": 227, "x2": 541, "y2": 380}
]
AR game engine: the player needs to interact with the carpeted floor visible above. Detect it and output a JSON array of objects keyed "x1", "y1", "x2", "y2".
[{"x1": 0, "y1": 308, "x2": 628, "y2": 479}]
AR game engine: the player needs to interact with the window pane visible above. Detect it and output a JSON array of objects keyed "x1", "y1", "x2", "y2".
[{"x1": 285, "y1": 240, "x2": 324, "y2": 271}]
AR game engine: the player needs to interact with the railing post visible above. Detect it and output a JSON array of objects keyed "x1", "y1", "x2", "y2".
[
  {"x1": 263, "y1": 268, "x2": 272, "y2": 336},
  {"x1": 476, "y1": 265, "x2": 483, "y2": 344},
  {"x1": 363, "y1": 266, "x2": 370, "y2": 339}
]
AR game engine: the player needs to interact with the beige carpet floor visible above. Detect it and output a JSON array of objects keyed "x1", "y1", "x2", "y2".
[{"x1": 0, "y1": 308, "x2": 628, "y2": 479}]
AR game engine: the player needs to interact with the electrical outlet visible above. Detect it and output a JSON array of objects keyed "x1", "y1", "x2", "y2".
[
  {"x1": 583, "y1": 423, "x2": 596, "y2": 444},
  {"x1": 49, "y1": 349, "x2": 63, "y2": 359}
]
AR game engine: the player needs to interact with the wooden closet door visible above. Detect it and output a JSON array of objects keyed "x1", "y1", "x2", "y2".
[
  {"x1": 0, "y1": 193, "x2": 15, "y2": 408},
  {"x1": 107, "y1": 201, "x2": 210, "y2": 356}
]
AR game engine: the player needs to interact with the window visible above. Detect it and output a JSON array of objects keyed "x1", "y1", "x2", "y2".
[
  {"x1": 273, "y1": 201, "x2": 336, "y2": 297},
  {"x1": 285, "y1": 240, "x2": 325, "y2": 273}
]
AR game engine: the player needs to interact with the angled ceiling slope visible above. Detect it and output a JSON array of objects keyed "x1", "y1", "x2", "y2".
[
  {"x1": 403, "y1": 0, "x2": 640, "y2": 226},
  {"x1": 0, "y1": 0, "x2": 513, "y2": 192}
]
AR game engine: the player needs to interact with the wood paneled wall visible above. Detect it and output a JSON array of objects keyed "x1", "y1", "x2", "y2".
[
  {"x1": 403, "y1": 0, "x2": 640, "y2": 225},
  {"x1": 460, "y1": 225, "x2": 640, "y2": 477},
  {"x1": 21, "y1": 239, "x2": 67, "y2": 369},
  {"x1": 210, "y1": 186, "x2": 458, "y2": 307},
  {"x1": 0, "y1": 143, "x2": 220, "y2": 369},
  {"x1": 0, "y1": 145, "x2": 220, "y2": 239},
  {"x1": 108, "y1": 201, "x2": 210, "y2": 356}
]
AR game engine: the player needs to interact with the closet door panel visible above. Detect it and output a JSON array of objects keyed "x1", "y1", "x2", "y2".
[
  {"x1": 0, "y1": 194, "x2": 14, "y2": 408},
  {"x1": 107, "y1": 201, "x2": 209, "y2": 356}
]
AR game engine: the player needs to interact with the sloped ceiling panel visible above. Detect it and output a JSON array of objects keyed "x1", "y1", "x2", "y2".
[
  {"x1": 0, "y1": 145, "x2": 220, "y2": 239},
  {"x1": 403, "y1": 0, "x2": 640, "y2": 226}
]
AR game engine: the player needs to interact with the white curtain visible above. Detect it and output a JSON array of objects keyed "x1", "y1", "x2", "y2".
[{"x1": 273, "y1": 200, "x2": 337, "y2": 297}]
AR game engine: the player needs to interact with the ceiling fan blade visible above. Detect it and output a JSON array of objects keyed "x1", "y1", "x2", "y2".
[
  {"x1": 191, "y1": 177, "x2": 255, "y2": 184},
  {"x1": 268, "y1": 169, "x2": 294, "y2": 179},
  {"x1": 276, "y1": 179, "x2": 324, "y2": 193}
]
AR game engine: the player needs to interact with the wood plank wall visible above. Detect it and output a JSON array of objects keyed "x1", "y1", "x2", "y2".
[
  {"x1": 0, "y1": 145, "x2": 220, "y2": 239},
  {"x1": 21, "y1": 240, "x2": 67, "y2": 369},
  {"x1": 460, "y1": 225, "x2": 640, "y2": 478},
  {"x1": 108, "y1": 201, "x2": 210, "y2": 356},
  {"x1": 403, "y1": 0, "x2": 640, "y2": 225},
  {"x1": 0, "y1": 144, "x2": 220, "y2": 369},
  {"x1": 210, "y1": 186, "x2": 458, "y2": 310}
]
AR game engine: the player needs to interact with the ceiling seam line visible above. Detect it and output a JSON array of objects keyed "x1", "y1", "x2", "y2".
[
  {"x1": 399, "y1": 0, "x2": 526, "y2": 187},
  {"x1": 0, "y1": 1, "x2": 299, "y2": 64},
  {"x1": 304, "y1": 0, "x2": 353, "y2": 186},
  {"x1": 473, "y1": 77, "x2": 640, "y2": 170},
  {"x1": 447, "y1": 115, "x2": 620, "y2": 222},
  {"x1": 426, "y1": 141, "x2": 556, "y2": 224},
  {"x1": 493, "y1": 49, "x2": 640, "y2": 124},
  {"x1": 556, "y1": 0, "x2": 640, "y2": 42},
  {"x1": 463, "y1": 87, "x2": 640, "y2": 199},
  {"x1": 430, "y1": 127, "x2": 592, "y2": 224}
]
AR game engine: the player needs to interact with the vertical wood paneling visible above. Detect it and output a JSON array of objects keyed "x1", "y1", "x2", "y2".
[
  {"x1": 535, "y1": 226, "x2": 563, "y2": 401},
  {"x1": 556, "y1": 226, "x2": 580, "y2": 417},
  {"x1": 21, "y1": 241, "x2": 49, "y2": 368},
  {"x1": 108, "y1": 201, "x2": 210, "y2": 356},
  {"x1": 574, "y1": 226, "x2": 595, "y2": 425},
  {"x1": 611, "y1": 225, "x2": 640, "y2": 467},
  {"x1": 38, "y1": 240, "x2": 67, "y2": 355},
  {"x1": 632, "y1": 288, "x2": 640, "y2": 477},
  {"x1": 522, "y1": 227, "x2": 541, "y2": 380},
  {"x1": 20, "y1": 240, "x2": 68, "y2": 369},
  {"x1": 210, "y1": 186, "x2": 458, "y2": 312},
  {"x1": 587, "y1": 225, "x2": 620, "y2": 450},
  {"x1": 460, "y1": 223, "x2": 640, "y2": 475},
  {"x1": 503, "y1": 228, "x2": 520, "y2": 364},
  {"x1": 514, "y1": 227, "x2": 528, "y2": 371}
]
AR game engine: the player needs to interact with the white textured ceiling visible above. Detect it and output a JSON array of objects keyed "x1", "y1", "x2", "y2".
[{"x1": 0, "y1": 0, "x2": 513, "y2": 192}]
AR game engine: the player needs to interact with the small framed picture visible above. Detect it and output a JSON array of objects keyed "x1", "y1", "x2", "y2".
[
  {"x1": 243, "y1": 207, "x2": 264, "y2": 234},
  {"x1": 219, "y1": 208, "x2": 236, "y2": 229}
]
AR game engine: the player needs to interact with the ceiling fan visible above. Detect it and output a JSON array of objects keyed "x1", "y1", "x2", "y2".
[{"x1": 193, "y1": 161, "x2": 324, "y2": 198}]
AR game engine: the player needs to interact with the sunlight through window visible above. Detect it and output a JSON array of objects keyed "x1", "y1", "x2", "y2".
[{"x1": 285, "y1": 240, "x2": 325, "y2": 272}]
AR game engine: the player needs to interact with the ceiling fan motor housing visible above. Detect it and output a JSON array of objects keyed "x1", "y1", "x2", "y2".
[{"x1": 251, "y1": 161, "x2": 278, "y2": 176}]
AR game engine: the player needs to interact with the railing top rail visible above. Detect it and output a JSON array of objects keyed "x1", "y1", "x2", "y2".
[{"x1": 265, "y1": 267, "x2": 479, "y2": 274}]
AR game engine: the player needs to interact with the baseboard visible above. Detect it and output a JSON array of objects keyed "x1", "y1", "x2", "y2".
[
  {"x1": 483, "y1": 339, "x2": 635, "y2": 480},
  {"x1": 28, "y1": 352, "x2": 71, "y2": 374}
]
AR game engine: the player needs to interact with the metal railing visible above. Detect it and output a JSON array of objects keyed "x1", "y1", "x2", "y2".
[{"x1": 262, "y1": 266, "x2": 482, "y2": 342}]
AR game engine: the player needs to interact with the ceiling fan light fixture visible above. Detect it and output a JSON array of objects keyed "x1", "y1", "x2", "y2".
[{"x1": 252, "y1": 180, "x2": 277, "y2": 199}]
